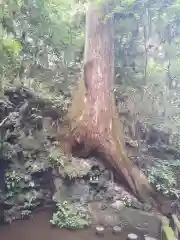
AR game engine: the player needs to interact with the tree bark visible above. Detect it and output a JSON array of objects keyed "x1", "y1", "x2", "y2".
[{"x1": 64, "y1": 0, "x2": 160, "y2": 206}]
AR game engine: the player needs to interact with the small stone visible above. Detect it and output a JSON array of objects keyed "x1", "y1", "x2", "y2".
[
  {"x1": 112, "y1": 225, "x2": 122, "y2": 234},
  {"x1": 111, "y1": 200, "x2": 125, "y2": 210},
  {"x1": 144, "y1": 236, "x2": 158, "y2": 240},
  {"x1": 114, "y1": 185, "x2": 123, "y2": 192},
  {"x1": 95, "y1": 225, "x2": 105, "y2": 235},
  {"x1": 127, "y1": 233, "x2": 138, "y2": 240}
]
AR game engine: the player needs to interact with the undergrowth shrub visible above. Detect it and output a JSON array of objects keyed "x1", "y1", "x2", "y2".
[
  {"x1": 147, "y1": 160, "x2": 180, "y2": 198},
  {"x1": 50, "y1": 201, "x2": 91, "y2": 229}
]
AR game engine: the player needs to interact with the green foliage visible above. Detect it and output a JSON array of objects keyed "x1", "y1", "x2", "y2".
[
  {"x1": 22, "y1": 190, "x2": 40, "y2": 209},
  {"x1": 48, "y1": 147, "x2": 65, "y2": 167},
  {"x1": 50, "y1": 201, "x2": 91, "y2": 229},
  {"x1": 0, "y1": 0, "x2": 84, "y2": 91},
  {"x1": 5, "y1": 171, "x2": 22, "y2": 194},
  {"x1": 0, "y1": 0, "x2": 22, "y2": 83},
  {"x1": 5, "y1": 171, "x2": 35, "y2": 198},
  {"x1": 1, "y1": 142, "x2": 17, "y2": 161},
  {"x1": 48, "y1": 147, "x2": 90, "y2": 179},
  {"x1": 147, "y1": 160, "x2": 180, "y2": 198},
  {"x1": 21, "y1": 210, "x2": 32, "y2": 219},
  {"x1": 4, "y1": 169, "x2": 42, "y2": 221}
]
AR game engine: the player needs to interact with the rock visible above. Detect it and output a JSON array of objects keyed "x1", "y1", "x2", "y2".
[
  {"x1": 95, "y1": 225, "x2": 105, "y2": 235},
  {"x1": 16, "y1": 194, "x2": 26, "y2": 205},
  {"x1": 114, "y1": 185, "x2": 123, "y2": 192},
  {"x1": 127, "y1": 233, "x2": 138, "y2": 239},
  {"x1": 130, "y1": 198, "x2": 143, "y2": 210},
  {"x1": 34, "y1": 191, "x2": 44, "y2": 201},
  {"x1": 112, "y1": 225, "x2": 122, "y2": 235},
  {"x1": 4, "y1": 87, "x2": 36, "y2": 105},
  {"x1": 53, "y1": 178, "x2": 89, "y2": 203},
  {"x1": 88, "y1": 202, "x2": 121, "y2": 227},
  {"x1": 54, "y1": 178, "x2": 63, "y2": 190},
  {"x1": 125, "y1": 139, "x2": 139, "y2": 148},
  {"x1": 52, "y1": 178, "x2": 63, "y2": 202},
  {"x1": 104, "y1": 181, "x2": 118, "y2": 199},
  {"x1": 118, "y1": 208, "x2": 161, "y2": 239},
  {"x1": 111, "y1": 200, "x2": 125, "y2": 210},
  {"x1": 144, "y1": 236, "x2": 158, "y2": 240}
]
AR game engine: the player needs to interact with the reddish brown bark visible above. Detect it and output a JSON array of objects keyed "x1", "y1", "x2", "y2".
[{"x1": 64, "y1": 1, "x2": 162, "y2": 207}]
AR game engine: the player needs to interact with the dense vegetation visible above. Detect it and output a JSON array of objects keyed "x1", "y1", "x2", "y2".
[
  {"x1": 1, "y1": 0, "x2": 180, "y2": 227},
  {"x1": 2, "y1": 0, "x2": 180, "y2": 135}
]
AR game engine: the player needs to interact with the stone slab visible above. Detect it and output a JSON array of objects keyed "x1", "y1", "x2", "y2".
[{"x1": 119, "y1": 207, "x2": 161, "y2": 239}]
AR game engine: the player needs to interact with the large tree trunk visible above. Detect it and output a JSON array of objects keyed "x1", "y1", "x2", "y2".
[{"x1": 64, "y1": 0, "x2": 161, "y2": 207}]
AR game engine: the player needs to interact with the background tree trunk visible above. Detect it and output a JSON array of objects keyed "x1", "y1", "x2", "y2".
[
  {"x1": 0, "y1": 144, "x2": 5, "y2": 224},
  {"x1": 0, "y1": 158, "x2": 5, "y2": 225},
  {"x1": 64, "y1": 0, "x2": 161, "y2": 206}
]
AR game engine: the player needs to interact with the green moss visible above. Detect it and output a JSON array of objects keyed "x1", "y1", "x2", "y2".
[{"x1": 48, "y1": 146, "x2": 90, "y2": 179}]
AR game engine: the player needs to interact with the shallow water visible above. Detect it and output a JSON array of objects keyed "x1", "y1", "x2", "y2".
[{"x1": 0, "y1": 210, "x2": 146, "y2": 240}]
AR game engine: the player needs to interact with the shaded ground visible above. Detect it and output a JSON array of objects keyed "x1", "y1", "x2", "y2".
[{"x1": 0, "y1": 210, "x2": 151, "y2": 240}]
